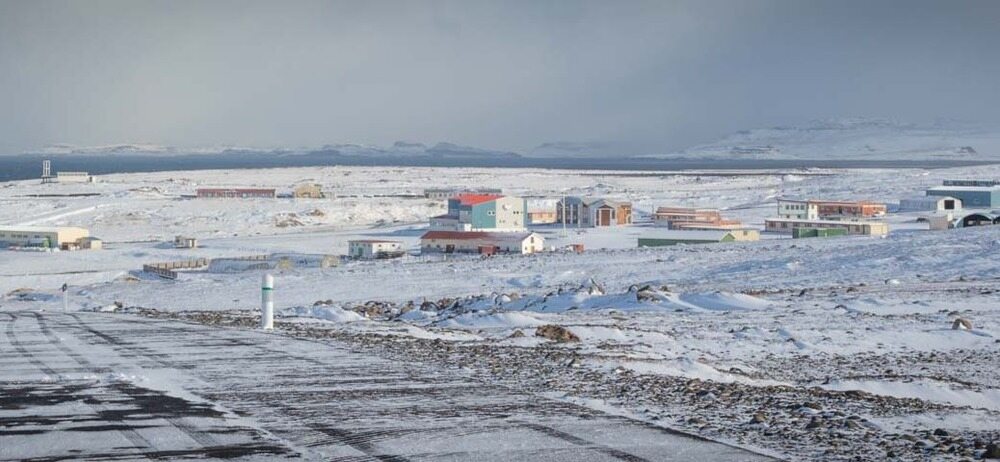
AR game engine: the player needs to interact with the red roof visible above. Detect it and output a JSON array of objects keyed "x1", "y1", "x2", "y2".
[
  {"x1": 454, "y1": 193, "x2": 502, "y2": 206},
  {"x1": 421, "y1": 230, "x2": 533, "y2": 241},
  {"x1": 421, "y1": 231, "x2": 492, "y2": 240}
]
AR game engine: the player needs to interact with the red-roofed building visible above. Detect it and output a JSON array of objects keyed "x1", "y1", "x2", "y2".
[
  {"x1": 430, "y1": 194, "x2": 528, "y2": 231},
  {"x1": 420, "y1": 230, "x2": 543, "y2": 254},
  {"x1": 454, "y1": 193, "x2": 503, "y2": 206},
  {"x1": 197, "y1": 188, "x2": 275, "y2": 199}
]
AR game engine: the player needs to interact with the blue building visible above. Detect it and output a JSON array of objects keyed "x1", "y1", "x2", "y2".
[
  {"x1": 926, "y1": 186, "x2": 1000, "y2": 209},
  {"x1": 429, "y1": 194, "x2": 528, "y2": 231}
]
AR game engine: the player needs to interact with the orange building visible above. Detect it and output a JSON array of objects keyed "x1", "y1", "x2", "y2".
[{"x1": 811, "y1": 200, "x2": 887, "y2": 218}]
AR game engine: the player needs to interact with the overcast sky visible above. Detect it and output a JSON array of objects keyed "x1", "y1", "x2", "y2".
[{"x1": 1, "y1": 0, "x2": 999, "y2": 154}]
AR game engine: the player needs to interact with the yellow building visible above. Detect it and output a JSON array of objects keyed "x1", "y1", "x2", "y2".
[
  {"x1": 293, "y1": 184, "x2": 325, "y2": 199},
  {"x1": 0, "y1": 226, "x2": 92, "y2": 249}
]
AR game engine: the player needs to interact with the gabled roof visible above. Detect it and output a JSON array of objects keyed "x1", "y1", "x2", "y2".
[
  {"x1": 421, "y1": 231, "x2": 536, "y2": 242},
  {"x1": 563, "y1": 196, "x2": 630, "y2": 207}
]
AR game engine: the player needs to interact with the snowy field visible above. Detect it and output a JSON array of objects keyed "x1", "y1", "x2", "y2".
[{"x1": 2, "y1": 164, "x2": 1000, "y2": 461}]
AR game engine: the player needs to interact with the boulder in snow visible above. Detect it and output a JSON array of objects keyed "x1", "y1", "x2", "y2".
[
  {"x1": 535, "y1": 325, "x2": 580, "y2": 343},
  {"x1": 951, "y1": 318, "x2": 973, "y2": 330}
]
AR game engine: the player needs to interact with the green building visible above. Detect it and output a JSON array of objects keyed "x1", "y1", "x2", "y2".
[
  {"x1": 792, "y1": 227, "x2": 848, "y2": 239},
  {"x1": 638, "y1": 229, "x2": 759, "y2": 247}
]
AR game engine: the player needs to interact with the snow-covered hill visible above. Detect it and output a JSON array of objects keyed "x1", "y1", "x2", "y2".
[{"x1": 672, "y1": 118, "x2": 1000, "y2": 161}]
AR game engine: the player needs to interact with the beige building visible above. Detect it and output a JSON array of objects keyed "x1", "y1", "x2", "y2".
[
  {"x1": 764, "y1": 218, "x2": 889, "y2": 236},
  {"x1": 293, "y1": 184, "x2": 325, "y2": 199},
  {"x1": 0, "y1": 226, "x2": 93, "y2": 249},
  {"x1": 528, "y1": 210, "x2": 558, "y2": 225}
]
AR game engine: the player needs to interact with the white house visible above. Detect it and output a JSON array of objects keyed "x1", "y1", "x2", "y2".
[
  {"x1": 776, "y1": 199, "x2": 819, "y2": 220},
  {"x1": 898, "y1": 196, "x2": 962, "y2": 213},
  {"x1": 348, "y1": 240, "x2": 405, "y2": 259},
  {"x1": 420, "y1": 231, "x2": 544, "y2": 255}
]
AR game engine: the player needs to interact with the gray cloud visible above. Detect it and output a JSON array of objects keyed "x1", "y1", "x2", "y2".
[{"x1": 1, "y1": 0, "x2": 999, "y2": 154}]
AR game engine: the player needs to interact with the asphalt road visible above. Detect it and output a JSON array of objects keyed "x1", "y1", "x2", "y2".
[{"x1": 0, "y1": 311, "x2": 774, "y2": 461}]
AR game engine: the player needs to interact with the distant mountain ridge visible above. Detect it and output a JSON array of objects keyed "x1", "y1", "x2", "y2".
[
  {"x1": 23, "y1": 118, "x2": 1000, "y2": 160},
  {"x1": 29, "y1": 141, "x2": 522, "y2": 159}
]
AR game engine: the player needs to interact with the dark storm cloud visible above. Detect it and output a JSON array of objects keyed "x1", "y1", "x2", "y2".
[{"x1": 1, "y1": 0, "x2": 998, "y2": 154}]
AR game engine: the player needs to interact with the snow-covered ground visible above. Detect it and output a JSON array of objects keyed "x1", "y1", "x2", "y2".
[{"x1": 2, "y1": 163, "x2": 1000, "y2": 461}]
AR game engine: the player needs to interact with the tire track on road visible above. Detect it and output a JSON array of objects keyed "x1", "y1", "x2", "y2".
[{"x1": 3, "y1": 312, "x2": 157, "y2": 457}]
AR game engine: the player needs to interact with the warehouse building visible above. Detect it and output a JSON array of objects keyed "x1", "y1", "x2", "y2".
[
  {"x1": 777, "y1": 198, "x2": 886, "y2": 219},
  {"x1": 420, "y1": 230, "x2": 544, "y2": 255},
  {"x1": 811, "y1": 200, "x2": 887, "y2": 218},
  {"x1": 0, "y1": 226, "x2": 95, "y2": 250},
  {"x1": 424, "y1": 188, "x2": 503, "y2": 200},
  {"x1": 943, "y1": 179, "x2": 999, "y2": 187},
  {"x1": 898, "y1": 195, "x2": 962, "y2": 213},
  {"x1": 196, "y1": 188, "x2": 276, "y2": 199},
  {"x1": 638, "y1": 229, "x2": 760, "y2": 247},
  {"x1": 653, "y1": 206, "x2": 743, "y2": 229},
  {"x1": 926, "y1": 185, "x2": 1000, "y2": 209},
  {"x1": 792, "y1": 227, "x2": 848, "y2": 239},
  {"x1": 765, "y1": 218, "x2": 889, "y2": 236}
]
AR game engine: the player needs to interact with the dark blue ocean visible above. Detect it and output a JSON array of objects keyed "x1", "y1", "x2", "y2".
[{"x1": 0, "y1": 152, "x2": 995, "y2": 182}]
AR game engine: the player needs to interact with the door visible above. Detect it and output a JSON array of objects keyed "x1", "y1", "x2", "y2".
[
  {"x1": 445, "y1": 244, "x2": 455, "y2": 253},
  {"x1": 597, "y1": 208, "x2": 612, "y2": 226}
]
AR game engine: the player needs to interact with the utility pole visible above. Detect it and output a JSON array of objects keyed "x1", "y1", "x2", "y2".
[{"x1": 561, "y1": 194, "x2": 567, "y2": 239}]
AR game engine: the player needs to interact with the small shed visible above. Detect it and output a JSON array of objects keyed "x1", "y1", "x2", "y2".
[
  {"x1": 349, "y1": 240, "x2": 404, "y2": 259},
  {"x1": 294, "y1": 184, "x2": 325, "y2": 199},
  {"x1": 76, "y1": 237, "x2": 103, "y2": 250},
  {"x1": 174, "y1": 236, "x2": 198, "y2": 249}
]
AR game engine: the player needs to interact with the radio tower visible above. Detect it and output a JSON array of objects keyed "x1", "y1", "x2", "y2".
[{"x1": 41, "y1": 160, "x2": 53, "y2": 183}]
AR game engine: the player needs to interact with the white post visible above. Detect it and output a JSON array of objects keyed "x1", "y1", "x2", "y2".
[
  {"x1": 261, "y1": 273, "x2": 274, "y2": 330},
  {"x1": 61, "y1": 282, "x2": 68, "y2": 312}
]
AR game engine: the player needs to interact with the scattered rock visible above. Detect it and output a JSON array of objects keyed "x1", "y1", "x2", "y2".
[
  {"x1": 508, "y1": 329, "x2": 525, "y2": 338},
  {"x1": 952, "y1": 318, "x2": 973, "y2": 330},
  {"x1": 985, "y1": 442, "x2": 1000, "y2": 459},
  {"x1": 534, "y1": 325, "x2": 580, "y2": 343}
]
